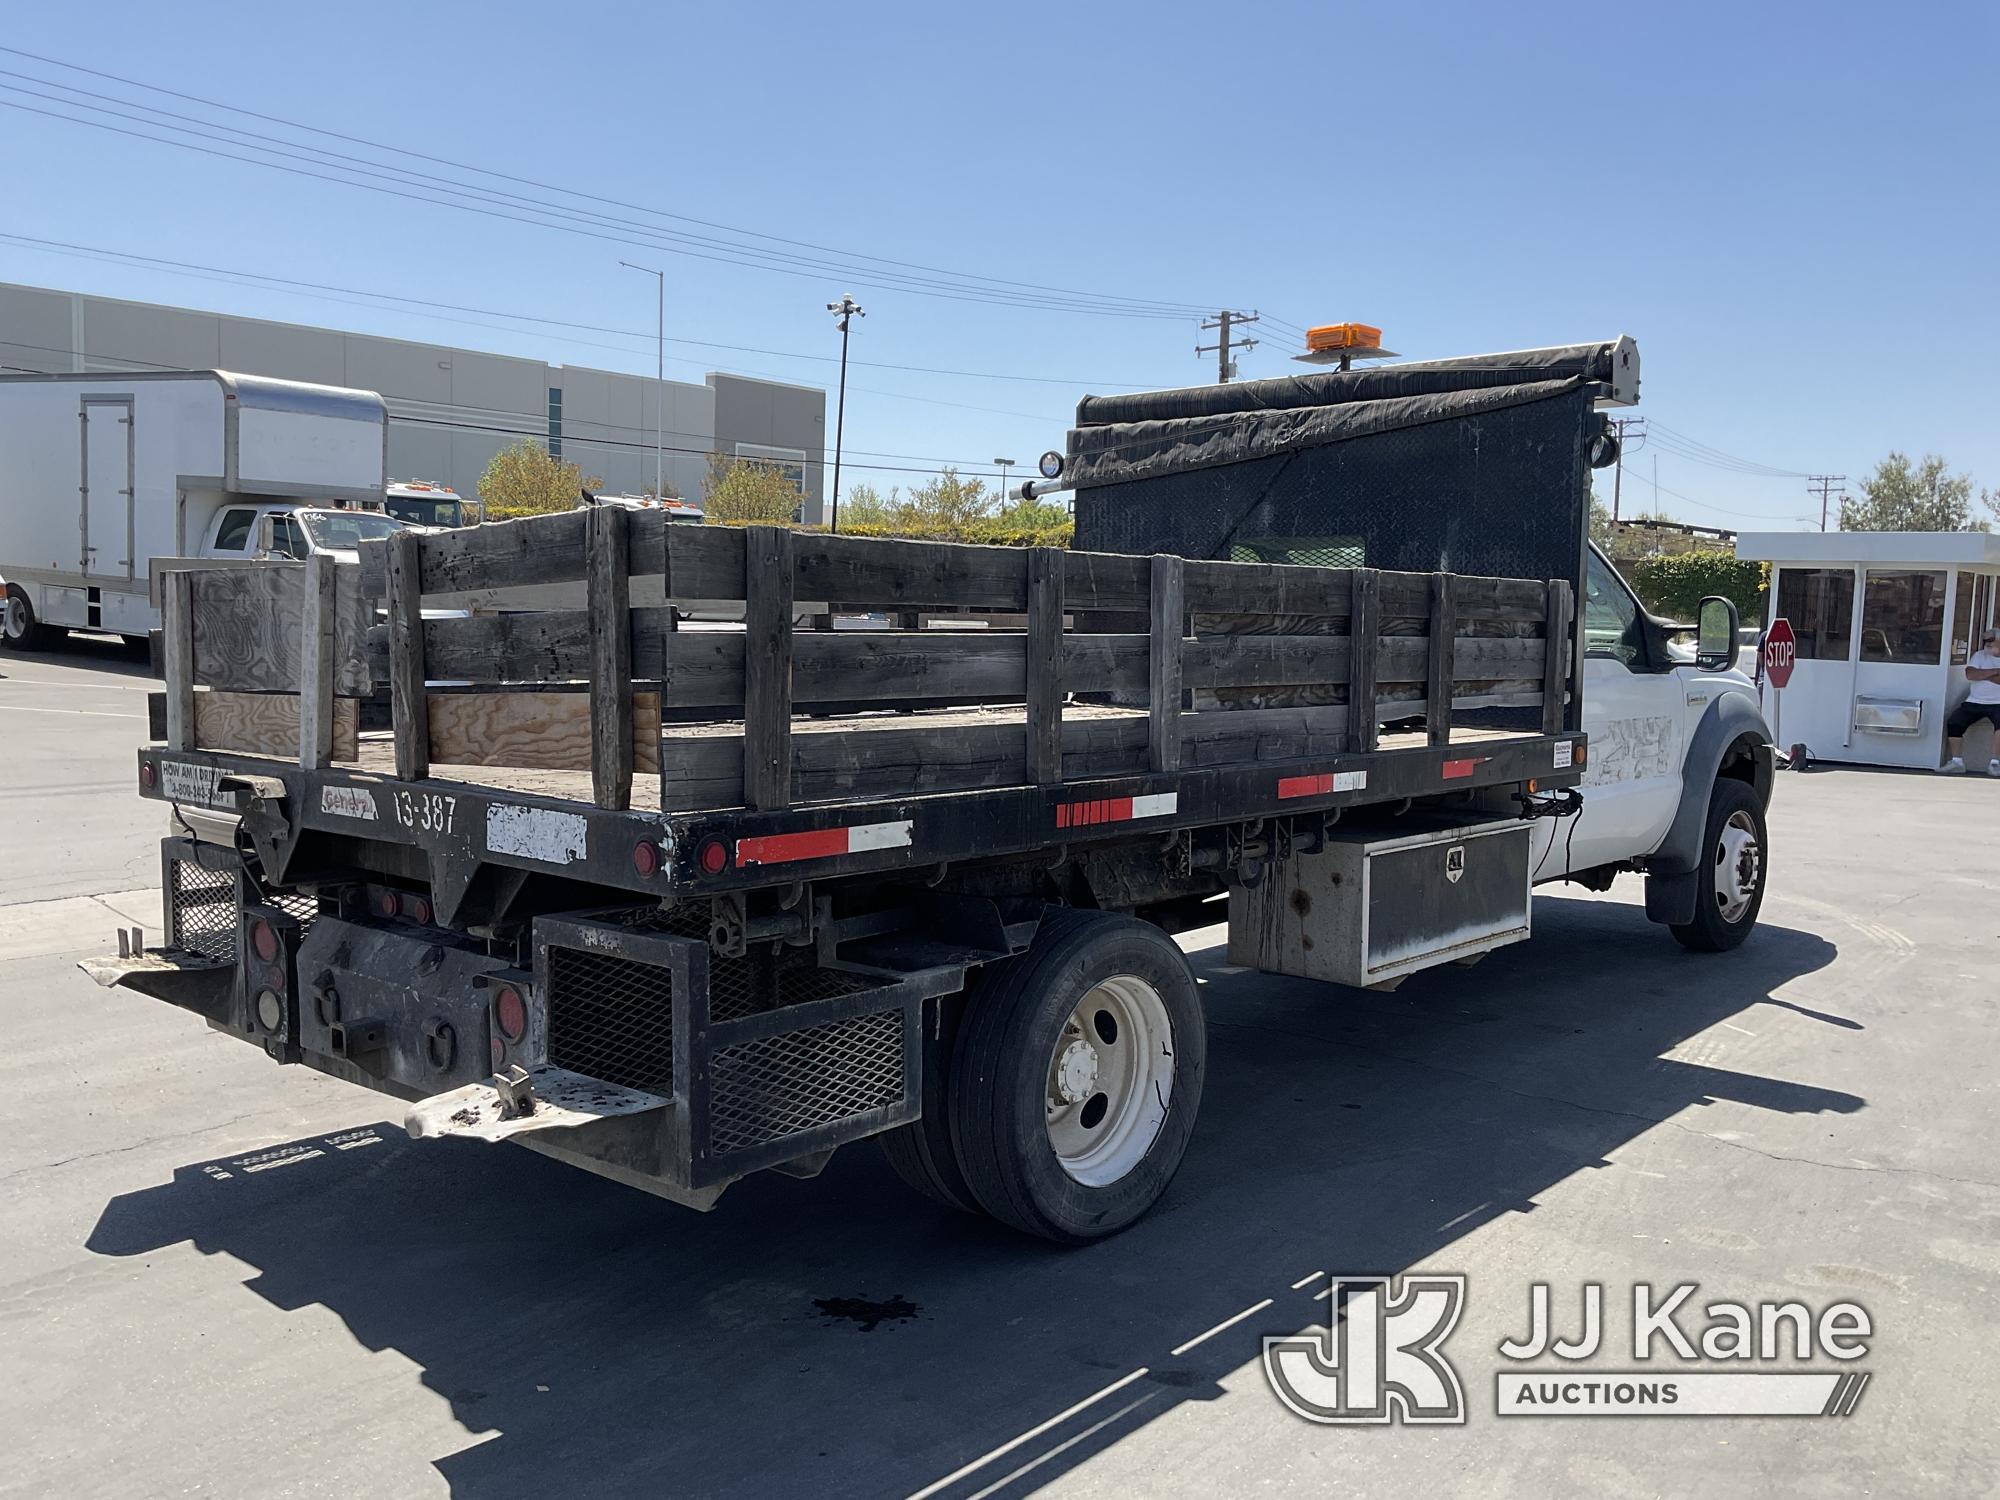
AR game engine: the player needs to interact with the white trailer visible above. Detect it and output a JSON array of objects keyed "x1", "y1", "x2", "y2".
[{"x1": 0, "y1": 370, "x2": 387, "y2": 649}]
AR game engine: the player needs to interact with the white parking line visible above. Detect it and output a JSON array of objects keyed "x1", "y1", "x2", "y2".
[{"x1": 1169, "y1": 1297, "x2": 1275, "y2": 1357}]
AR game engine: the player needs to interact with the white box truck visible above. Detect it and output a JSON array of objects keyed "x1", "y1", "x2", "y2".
[{"x1": 0, "y1": 370, "x2": 391, "y2": 651}]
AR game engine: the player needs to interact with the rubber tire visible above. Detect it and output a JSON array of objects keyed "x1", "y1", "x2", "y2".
[
  {"x1": 1670, "y1": 778, "x2": 1767, "y2": 952},
  {"x1": 948, "y1": 908, "x2": 1206, "y2": 1244},
  {"x1": 1, "y1": 586, "x2": 56, "y2": 652},
  {"x1": 876, "y1": 994, "x2": 979, "y2": 1213}
]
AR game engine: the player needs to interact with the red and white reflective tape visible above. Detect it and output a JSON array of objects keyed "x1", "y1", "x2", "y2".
[
  {"x1": 736, "y1": 818, "x2": 913, "y2": 868},
  {"x1": 1440, "y1": 756, "x2": 1492, "y2": 780},
  {"x1": 1277, "y1": 769, "x2": 1368, "y2": 799},
  {"x1": 1054, "y1": 791, "x2": 1178, "y2": 830}
]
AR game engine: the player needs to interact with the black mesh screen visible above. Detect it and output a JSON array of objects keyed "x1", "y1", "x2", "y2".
[{"x1": 1072, "y1": 388, "x2": 1589, "y2": 593}]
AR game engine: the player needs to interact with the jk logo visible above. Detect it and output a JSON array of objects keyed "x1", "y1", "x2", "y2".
[{"x1": 1263, "y1": 1275, "x2": 1467, "y2": 1425}]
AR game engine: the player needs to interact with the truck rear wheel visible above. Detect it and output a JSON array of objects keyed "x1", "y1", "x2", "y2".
[
  {"x1": 2, "y1": 586, "x2": 58, "y2": 652},
  {"x1": 1670, "y1": 778, "x2": 1767, "y2": 952},
  {"x1": 875, "y1": 996, "x2": 978, "y2": 1213},
  {"x1": 949, "y1": 908, "x2": 1205, "y2": 1243}
]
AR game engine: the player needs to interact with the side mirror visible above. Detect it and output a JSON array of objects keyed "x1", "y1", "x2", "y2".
[
  {"x1": 1696, "y1": 595, "x2": 1740, "y2": 673},
  {"x1": 255, "y1": 513, "x2": 277, "y2": 558}
]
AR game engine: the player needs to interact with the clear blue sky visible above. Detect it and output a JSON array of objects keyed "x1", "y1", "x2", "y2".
[{"x1": 2, "y1": 1, "x2": 1994, "y2": 526}]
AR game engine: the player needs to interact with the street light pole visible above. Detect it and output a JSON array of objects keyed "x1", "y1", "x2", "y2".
[
  {"x1": 826, "y1": 294, "x2": 863, "y2": 532},
  {"x1": 620, "y1": 261, "x2": 665, "y2": 499},
  {"x1": 993, "y1": 458, "x2": 1016, "y2": 503}
]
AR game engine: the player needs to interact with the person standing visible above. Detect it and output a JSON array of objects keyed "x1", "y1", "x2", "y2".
[{"x1": 1942, "y1": 627, "x2": 2000, "y2": 775}]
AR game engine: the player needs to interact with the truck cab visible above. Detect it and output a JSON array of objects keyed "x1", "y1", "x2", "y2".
[
  {"x1": 1553, "y1": 544, "x2": 1770, "y2": 942},
  {"x1": 384, "y1": 480, "x2": 481, "y2": 529},
  {"x1": 199, "y1": 501, "x2": 411, "y2": 564}
]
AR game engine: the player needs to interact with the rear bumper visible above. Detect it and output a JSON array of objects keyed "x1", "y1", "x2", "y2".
[{"x1": 89, "y1": 839, "x2": 927, "y2": 1209}]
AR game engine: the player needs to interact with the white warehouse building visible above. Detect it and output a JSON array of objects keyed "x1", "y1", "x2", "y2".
[{"x1": 0, "y1": 281, "x2": 828, "y2": 520}]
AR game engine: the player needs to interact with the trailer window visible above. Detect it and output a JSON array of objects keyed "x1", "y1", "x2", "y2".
[
  {"x1": 211, "y1": 508, "x2": 257, "y2": 552},
  {"x1": 1949, "y1": 571, "x2": 1979, "y2": 665},
  {"x1": 1773, "y1": 568, "x2": 1854, "y2": 661},
  {"x1": 1583, "y1": 550, "x2": 1642, "y2": 666},
  {"x1": 1859, "y1": 569, "x2": 1946, "y2": 664}
]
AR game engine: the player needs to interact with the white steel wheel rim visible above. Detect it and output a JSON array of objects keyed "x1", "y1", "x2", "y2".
[
  {"x1": 1, "y1": 595, "x2": 24, "y2": 640},
  {"x1": 1045, "y1": 974, "x2": 1174, "y2": 1187},
  {"x1": 1714, "y1": 810, "x2": 1760, "y2": 924}
]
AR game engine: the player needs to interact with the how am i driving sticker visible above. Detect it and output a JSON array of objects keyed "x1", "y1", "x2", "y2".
[
  {"x1": 158, "y1": 760, "x2": 226, "y2": 808},
  {"x1": 1553, "y1": 742, "x2": 1574, "y2": 770}
]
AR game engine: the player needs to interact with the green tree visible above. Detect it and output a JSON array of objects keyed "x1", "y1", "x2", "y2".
[
  {"x1": 703, "y1": 454, "x2": 802, "y2": 525},
  {"x1": 1627, "y1": 551, "x2": 1768, "y2": 624},
  {"x1": 478, "y1": 441, "x2": 602, "y2": 518},
  {"x1": 1840, "y1": 453, "x2": 1990, "y2": 532}
]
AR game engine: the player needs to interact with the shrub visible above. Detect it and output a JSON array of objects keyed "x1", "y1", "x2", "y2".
[{"x1": 1626, "y1": 551, "x2": 1768, "y2": 623}]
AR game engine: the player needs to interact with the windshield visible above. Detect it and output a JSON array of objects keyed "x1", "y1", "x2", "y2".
[
  {"x1": 297, "y1": 509, "x2": 411, "y2": 551},
  {"x1": 385, "y1": 497, "x2": 460, "y2": 528}
]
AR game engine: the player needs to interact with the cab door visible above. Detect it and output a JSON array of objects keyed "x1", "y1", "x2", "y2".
[
  {"x1": 80, "y1": 397, "x2": 135, "y2": 580},
  {"x1": 1552, "y1": 548, "x2": 1689, "y2": 874}
]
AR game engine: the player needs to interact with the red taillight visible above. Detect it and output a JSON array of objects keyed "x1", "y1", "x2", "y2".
[
  {"x1": 490, "y1": 1037, "x2": 506, "y2": 1071},
  {"x1": 139, "y1": 761, "x2": 156, "y2": 789},
  {"x1": 375, "y1": 890, "x2": 400, "y2": 920},
  {"x1": 698, "y1": 838, "x2": 729, "y2": 875},
  {"x1": 408, "y1": 896, "x2": 433, "y2": 925},
  {"x1": 493, "y1": 985, "x2": 527, "y2": 1044},
  {"x1": 250, "y1": 919, "x2": 280, "y2": 963},
  {"x1": 632, "y1": 840, "x2": 661, "y2": 877}
]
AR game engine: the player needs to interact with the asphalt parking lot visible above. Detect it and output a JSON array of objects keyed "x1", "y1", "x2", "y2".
[{"x1": 3, "y1": 642, "x2": 1997, "y2": 1499}]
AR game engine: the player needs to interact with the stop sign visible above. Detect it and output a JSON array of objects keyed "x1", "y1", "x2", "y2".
[{"x1": 1764, "y1": 618, "x2": 1797, "y2": 690}]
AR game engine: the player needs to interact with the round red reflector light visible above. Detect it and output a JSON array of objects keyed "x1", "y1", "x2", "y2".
[
  {"x1": 632, "y1": 840, "x2": 661, "y2": 877},
  {"x1": 250, "y1": 919, "x2": 280, "y2": 963},
  {"x1": 493, "y1": 985, "x2": 527, "y2": 1044},
  {"x1": 375, "y1": 890, "x2": 400, "y2": 919},
  {"x1": 490, "y1": 1037, "x2": 506, "y2": 1071},
  {"x1": 698, "y1": 838, "x2": 729, "y2": 875},
  {"x1": 409, "y1": 896, "x2": 434, "y2": 925},
  {"x1": 139, "y1": 761, "x2": 156, "y2": 789}
]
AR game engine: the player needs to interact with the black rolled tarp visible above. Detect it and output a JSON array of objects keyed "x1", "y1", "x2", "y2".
[{"x1": 1071, "y1": 337, "x2": 1635, "y2": 428}]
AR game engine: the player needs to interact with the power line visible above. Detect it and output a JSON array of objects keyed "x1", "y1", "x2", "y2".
[
  {"x1": 0, "y1": 232, "x2": 1160, "y2": 389},
  {"x1": 1645, "y1": 419, "x2": 1808, "y2": 478},
  {"x1": 0, "y1": 49, "x2": 1221, "y2": 321}
]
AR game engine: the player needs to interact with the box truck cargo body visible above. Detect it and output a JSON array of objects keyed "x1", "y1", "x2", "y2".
[{"x1": 0, "y1": 370, "x2": 387, "y2": 645}]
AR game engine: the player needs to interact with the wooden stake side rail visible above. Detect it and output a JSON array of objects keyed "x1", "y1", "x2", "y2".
[{"x1": 165, "y1": 515, "x2": 1575, "y2": 819}]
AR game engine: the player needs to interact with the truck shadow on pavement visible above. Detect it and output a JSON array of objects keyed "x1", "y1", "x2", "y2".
[{"x1": 87, "y1": 895, "x2": 1853, "y2": 1499}]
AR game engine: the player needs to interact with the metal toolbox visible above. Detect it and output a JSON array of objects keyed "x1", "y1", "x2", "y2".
[{"x1": 1228, "y1": 814, "x2": 1533, "y2": 989}]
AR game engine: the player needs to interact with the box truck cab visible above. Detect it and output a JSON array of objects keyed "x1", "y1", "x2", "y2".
[{"x1": 205, "y1": 502, "x2": 410, "y2": 565}]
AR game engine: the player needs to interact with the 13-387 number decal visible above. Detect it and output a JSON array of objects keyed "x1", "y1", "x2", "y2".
[{"x1": 392, "y1": 789, "x2": 457, "y2": 835}]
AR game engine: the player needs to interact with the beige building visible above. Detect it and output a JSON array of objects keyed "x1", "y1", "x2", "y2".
[{"x1": 0, "y1": 280, "x2": 828, "y2": 519}]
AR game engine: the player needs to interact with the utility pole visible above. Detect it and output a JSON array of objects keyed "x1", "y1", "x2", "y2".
[
  {"x1": 1197, "y1": 310, "x2": 1259, "y2": 383},
  {"x1": 619, "y1": 261, "x2": 665, "y2": 499},
  {"x1": 825, "y1": 295, "x2": 864, "y2": 532},
  {"x1": 1807, "y1": 475, "x2": 1847, "y2": 532},
  {"x1": 1608, "y1": 416, "x2": 1647, "y2": 522}
]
